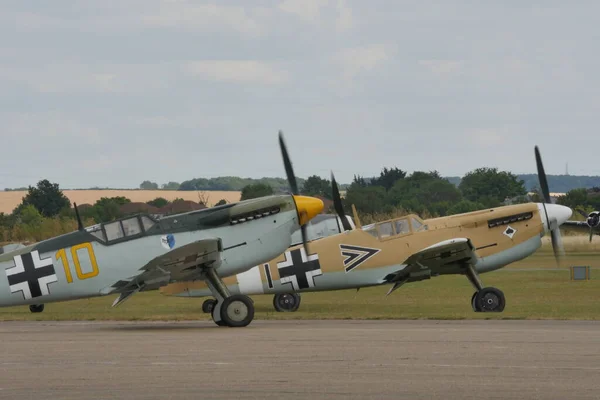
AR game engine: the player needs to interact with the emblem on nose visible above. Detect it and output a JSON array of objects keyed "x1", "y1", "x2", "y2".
[{"x1": 503, "y1": 226, "x2": 516, "y2": 239}]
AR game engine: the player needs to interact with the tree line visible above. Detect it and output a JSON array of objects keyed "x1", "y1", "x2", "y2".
[
  {"x1": 7, "y1": 173, "x2": 600, "y2": 193},
  {"x1": 2, "y1": 167, "x2": 598, "y2": 245}
]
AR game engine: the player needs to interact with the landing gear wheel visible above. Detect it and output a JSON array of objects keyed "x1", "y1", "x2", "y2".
[
  {"x1": 273, "y1": 293, "x2": 301, "y2": 312},
  {"x1": 220, "y1": 295, "x2": 255, "y2": 327},
  {"x1": 29, "y1": 304, "x2": 44, "y2": 313},
  {"x1": 475, "y1": 287, "x2": 505, "y2": 312},
  {"x1": 471, "y1": 292, "x2": 481, "y2": 312},
  {"x1": 202, "y1": 299, "x2": 216, "y2": 314}
]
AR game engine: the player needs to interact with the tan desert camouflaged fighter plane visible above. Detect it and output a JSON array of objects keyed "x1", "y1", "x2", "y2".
[
  {"x1": 162, "y1": 147, "x2": 572, "y2": 314},
  {"x1": 0, "y1": 133, "x2": 323, "y2": 327}
]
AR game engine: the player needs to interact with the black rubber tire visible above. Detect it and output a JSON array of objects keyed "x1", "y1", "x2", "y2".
[
  {"x1": 471, "y1": 292, "x2": 481, "y2": 312},
  {"x1": 220, "y1": 295, "x2": 255, "y2": 327},
  {"x1": 273, "y1": 293, "x2": 301, "y2": 312},
  {"x1": 29, "y1": 304, "x2": 44, "y2": 313},
  {"x1": 475, "y1": 287, "x2": 505, "y2": 312},
  {"x1": 202, "y1": 299, "x2": 216, "y2": 314}
]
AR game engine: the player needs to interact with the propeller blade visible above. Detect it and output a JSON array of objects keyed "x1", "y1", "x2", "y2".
[
  {"x1": 534, "y1": 146, "x2": 551, "y2": 204},
  {"x1": 590, "y1": 227, "x2": 594, "y2": 243},
  {"x1": 550, "y1": 226, "x2": 565, "y2": 259},
  {"x1": 578, "y1": 209, "x2": 589, "y2": 219},
  {"x1": 331, "y1": 172, "x2": 353, "y2": 231},
  {"x1": 535, "y1": 146, "x2": 553, "y2": 242},
  {"x1": 278, "y1": 131, "x2": 323, "y2": 255},
  {"x1": 535, "y1": 145, "x2": 565, "y2": 267},
  {"x1": 278, "y1": 131, "x2": 298, "y2": 195},
  {"x1": 301, "y1": 224, "x2": 309, "y2": 255}
]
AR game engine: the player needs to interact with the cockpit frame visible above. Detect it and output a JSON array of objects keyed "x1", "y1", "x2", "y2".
[
  {"x1": 361, "y1": 214, "x2": 428, "y2": 241},
  {"x1": 85, "y1": 214, "x2": 158, "y2": 245}
]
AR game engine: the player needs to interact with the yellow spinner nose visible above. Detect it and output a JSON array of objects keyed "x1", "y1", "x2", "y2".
[{"x1": 293, "y1": 195, "x2": 324, "y2": 225}]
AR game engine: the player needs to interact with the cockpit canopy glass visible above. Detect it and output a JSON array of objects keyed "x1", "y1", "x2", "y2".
[
  {"x1": 361, "y1": 215, "x2": 428, "y2": 240},
  {"x1": 87, "y1": 215, "x2": 157, "y2": 243}
]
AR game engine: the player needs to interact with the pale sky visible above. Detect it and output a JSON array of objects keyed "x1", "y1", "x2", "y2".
[{"x1": 1, "y1": 1, "x2": 599, "y2": 189}]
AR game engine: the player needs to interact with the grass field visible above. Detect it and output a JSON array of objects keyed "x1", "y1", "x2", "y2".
[{"x1": 1, "y1": 237, "x2": 598, "y2": 321}]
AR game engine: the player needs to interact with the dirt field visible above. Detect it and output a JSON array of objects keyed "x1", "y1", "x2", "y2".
[{"x1": 0, "y1": 190, "x2": 242, "y2": 212}]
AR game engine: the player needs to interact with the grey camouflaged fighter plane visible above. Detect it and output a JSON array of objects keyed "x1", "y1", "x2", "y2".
[
  {"x1": 563, "y1": 209, "x2": 600, "y2": 242},
  {"x1": 0, "y1": 132, "x2": 324, "y2": 327},
  {"x1": 162, "y1": 146, "x2": 573, "y2": 314}
]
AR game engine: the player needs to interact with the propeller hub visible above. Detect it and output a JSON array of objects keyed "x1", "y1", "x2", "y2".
[
  {"x1": 536, "y1": 203, "x2": 572, "y2": 233},
  {"x1": 293, "y1": 195, "x2": 324, "y2": 226}
]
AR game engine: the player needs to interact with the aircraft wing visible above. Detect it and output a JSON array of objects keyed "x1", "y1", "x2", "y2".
[
  {"x1": 102, "y1": 238, "x2": 222, "y2": 307},
  {"x1": 562, "y1": 220, "x2": 592, "y2": 232},
  {"x1": 381, "y1": 238, "x2": 477, "y2": 293}
]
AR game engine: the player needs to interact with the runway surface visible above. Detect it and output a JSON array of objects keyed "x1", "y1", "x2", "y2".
[{"x1": 1, "y1": 320, "x2": 599, "y2": 400}]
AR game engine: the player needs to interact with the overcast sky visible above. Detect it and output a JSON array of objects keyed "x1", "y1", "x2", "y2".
[{"x1": 1, "y1": 0, "x2": 598, "y2": 189}]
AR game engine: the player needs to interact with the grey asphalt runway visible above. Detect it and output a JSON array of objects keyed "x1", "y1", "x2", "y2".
[{"x1": 0, "y1": 320, "x2": 599, "y2": 400}]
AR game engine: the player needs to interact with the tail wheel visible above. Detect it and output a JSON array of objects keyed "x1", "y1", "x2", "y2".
[
  {"x1": 202, "y1": 299, "x2": 216, "y2": 314},
  {"x1": 273, "y1": 293, "x2": 301, "y2": 312},
  {"x1": 29, "y1": 304, "x2": 44, "y2": 313}
]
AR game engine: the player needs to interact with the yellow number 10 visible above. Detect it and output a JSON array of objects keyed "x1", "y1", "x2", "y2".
[{"x1": 56, "y1": 242, "x2": 99, "y2": 283}]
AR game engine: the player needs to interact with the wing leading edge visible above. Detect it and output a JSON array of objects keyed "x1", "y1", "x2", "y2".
[
  {"x1": 103, "y1": 238, "x2": 223, "y2": 307},
  {"x1": 563, "y1": 220, "x2": 592, "y2": 231}
]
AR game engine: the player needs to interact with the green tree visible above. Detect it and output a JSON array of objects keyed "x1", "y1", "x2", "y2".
[
  {"x1": 301, "y1": 175, "x2": 332, "y2": 199},
  {"x1": 447, "y1": 200, "x2": 487, "y2": 215},
  {"x1": 459, "y1": 168, "x2": 526, "y2": 208},
  {"x1": 147, "y1": 197, "x2": 169, "y2": 208},
  {"x1": 18, "y1": 204, "x2": 44, "y2": 226},
  {"x1": 161, "y1": 182, "x2": 180, "y2": 190},
  {"x1": 84, "y1": 196, "x2": 131, "y2": 223},
  {"x1": 21, "y1": 179, "x2": 71, "y2": 217},
  {"x1": 0, "y1": 212, "x2": 14, "y2": 228},
  {"x1": 215, "y1": 199, "x2": 228, "y2": 206},
  {"x1": 344, "y1": 185, "x2": 390, "y2": 215},
  {"x1": 370, "y1": 167, "x2": 406, "y2": 190},
  {"x1": 140, "y1": 180, "x2": 159, "y2": 190},
  {"x1": 240, "y1": 183, "x2": 274, "y2": 200},
  {"x1": 351, "y1": 174, "x2": 368, "y2": 188},
  {"x1": 557, "y1": 188, "x2": 592, "y2": 212},
  {"x1": 528, "y1": 187, "x2": 543, "y2": 203},
  {"x1": 388, "y1": 171, "x2": 463, "y2": 216}
]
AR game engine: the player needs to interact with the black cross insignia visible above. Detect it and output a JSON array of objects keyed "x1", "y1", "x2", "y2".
[
  {"x1": 6, "y1": 250, "x2": 57, "y2": 300},
  {"x1": 276, "y1": 248, "x2": 322, "y2": 291}
]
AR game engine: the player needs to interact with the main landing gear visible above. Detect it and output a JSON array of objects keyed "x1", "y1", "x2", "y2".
[
  {"x1": 204, "y1": 268, "x2": 255, "y2": 327},
  {"x1": 465, "y1": 264, "x2": 505, "y2": 312}
]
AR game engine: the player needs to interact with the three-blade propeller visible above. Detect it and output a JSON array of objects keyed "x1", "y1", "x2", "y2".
[
  {"x1": 535, "y1": 146, "x2": 566, "y2": 265},
  {"x1": 278, "y1": 131, "x2": 352, "y2": 254},
  {"x1": 576, "y1": 209, "x2": 599, "y2": 242},
  {"x1": 278, "y1": 131, "x2": 312, "y2": 255},
  {"x1": 331, "y1": 172, "x2": 353, "y2": 231}
]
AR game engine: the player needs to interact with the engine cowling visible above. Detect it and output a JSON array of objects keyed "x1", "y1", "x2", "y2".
[{"x1": 586, "y1": 211, "x2": 600, "y2": 228}]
